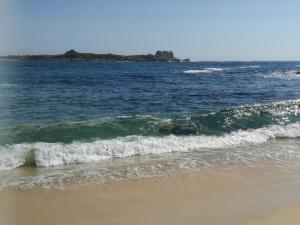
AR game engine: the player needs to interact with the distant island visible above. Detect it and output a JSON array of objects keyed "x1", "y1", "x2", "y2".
[{"x1": 0, "y1": 49, "x2": 190, "y2": 62}]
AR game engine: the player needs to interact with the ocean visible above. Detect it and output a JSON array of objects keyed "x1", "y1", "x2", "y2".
[{"x1": 1, "y1": 60, "x2": 300, "y2": 189}]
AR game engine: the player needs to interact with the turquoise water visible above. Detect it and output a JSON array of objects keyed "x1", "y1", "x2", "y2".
[{"x1": 1, "y1": 60, "x2": 300, "y2": 188}]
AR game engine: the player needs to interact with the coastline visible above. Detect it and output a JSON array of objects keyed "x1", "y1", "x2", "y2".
[{"x1": 1, "y1": 165, "x2": 300, "y2": 225}]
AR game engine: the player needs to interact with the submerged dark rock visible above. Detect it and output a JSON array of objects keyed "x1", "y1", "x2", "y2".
[{"x1": 0, "y1": 49, "x2": 181, "y2": 62}]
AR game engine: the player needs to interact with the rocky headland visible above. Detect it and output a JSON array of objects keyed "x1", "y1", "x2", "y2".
[{"x1": 0, "y1": 49, "x2": 189, "y2": 62}]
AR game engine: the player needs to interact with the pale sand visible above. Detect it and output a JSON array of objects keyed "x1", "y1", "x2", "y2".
[
  {"x1": 1, "y1": 166, "x2": 300, "y2": 225},
  {"x1": 241, "y1": 207, "x2": 300, "y2": 225}
]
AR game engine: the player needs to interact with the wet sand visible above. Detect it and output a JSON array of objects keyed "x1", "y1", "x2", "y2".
[{"x1": 1, "y1": 166, "x2": 300, "y2": 225}]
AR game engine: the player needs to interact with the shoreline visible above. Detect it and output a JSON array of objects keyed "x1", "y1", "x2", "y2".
[{"x1": 1, "y1": 166, "x2": 300, "y2": 225}]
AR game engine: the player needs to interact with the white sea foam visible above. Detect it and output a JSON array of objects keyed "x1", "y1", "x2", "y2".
[
  {"x1": 1, "y1": 123, "x2": 300, "y2": 170},
  {"x1": 184, "y1": 69, "x2": 213, "y2": 74},
  {"x1": 205, "y1": 67, "x2": 224, "y2": 71},
  {"x1": 184, "y1": 68, "x2": 223, "y2": 74},
  {"x1": 262, "y1": 70, "x2": 300, "y2": 79},
  {"x1": 239, "y1": 65, "x2": 261, "y2": 69}
]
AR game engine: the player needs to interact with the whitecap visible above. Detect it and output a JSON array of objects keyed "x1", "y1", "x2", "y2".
[
  {"x1": 205, "y1": 67, "x2": 224, "y2": 71},
  {"x1": 184, "y1": 69, "x2": 213, "y2": 74},
  {"x1": 261, "y1": 70, "x2": 300, "y2": 79},
  {"x1": 184, "y1": 67, "x2": 224, "y2": 74},
  {"x1": 239, "y1": 65, "x2": 261, "y2": 69}
]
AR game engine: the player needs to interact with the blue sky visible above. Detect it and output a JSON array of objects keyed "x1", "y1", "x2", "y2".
[{"x1": 1, "y1": 0, "x2": 300, "y2": 60}]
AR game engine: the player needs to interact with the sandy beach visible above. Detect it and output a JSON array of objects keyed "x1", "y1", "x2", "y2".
[
  {"x1": 241, "y1": 206, "x2": 300, "y2": 225},
  {"x1": 1, "y1": 165, "x2": 300, "y2": 225}
]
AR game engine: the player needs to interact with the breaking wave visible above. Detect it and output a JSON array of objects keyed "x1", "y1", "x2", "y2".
[
  {"x1": 1, "y1": 122, "x2": 300, "y2": 170},
  {"x1": 1, "y1": 99, "x2": 300, "y2": 145},
  {"x1": 1, "y1": 99, "x2": 300, "y2": 171}
]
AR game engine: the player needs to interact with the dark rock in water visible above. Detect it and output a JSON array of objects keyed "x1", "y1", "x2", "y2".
[
  {"x1": 1, "y1": 49, "x2": 181, "y2": 62},
  {"x1": 154, "y1": 51, "x2": 179, "y2": 61},
  {"x1": 296, "y1": 72, "x2": 300, "y2": 75}
]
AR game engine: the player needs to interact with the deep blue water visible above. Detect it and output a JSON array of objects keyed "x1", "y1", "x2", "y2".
[{"x1": 1, "y1": 61, "x2": 300, "y2": 129}]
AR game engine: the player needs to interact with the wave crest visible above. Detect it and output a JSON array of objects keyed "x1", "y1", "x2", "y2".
[{"x1": 1, "y1": 99, "x2": 300, "y2": 145}]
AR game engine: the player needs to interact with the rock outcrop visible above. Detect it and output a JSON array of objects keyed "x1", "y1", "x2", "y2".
[{"x1": 154, "y1": 51, "x2": 178, "y2": 61}]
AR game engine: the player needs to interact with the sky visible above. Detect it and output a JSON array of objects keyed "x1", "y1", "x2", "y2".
[{"x1": 1, "y1": 0, "x2": 300, "y2": 61}]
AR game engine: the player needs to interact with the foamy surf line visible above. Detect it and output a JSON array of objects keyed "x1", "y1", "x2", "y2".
[{"x1": 1, "y1": 123, "x2": 300, "y2": 171}]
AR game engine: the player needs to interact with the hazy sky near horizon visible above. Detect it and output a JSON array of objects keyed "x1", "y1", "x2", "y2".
[{"x1": 1, "y1": 0, "x2": 300, "y2": 60}]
